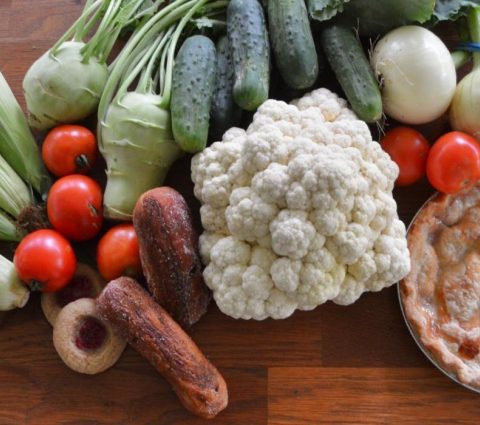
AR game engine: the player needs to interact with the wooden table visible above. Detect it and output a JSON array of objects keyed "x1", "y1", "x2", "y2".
[{"x1": 1, "y1": 1, "x2": 480, "y2": 424}]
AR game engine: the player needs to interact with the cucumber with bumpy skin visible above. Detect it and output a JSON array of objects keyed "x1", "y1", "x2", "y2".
[
  {"x1": 171, "y1": 35, "x2": 217, "y2": 153},
  {"x1": 210, "y1": 35, "x2": 242, "y2": 141},
  {"x1": 268, "y1": 0, "x2": 319, "y2": 90},
  {"x1": 227, "y1": 0, "x2": 270, "y2": 111},
  {"x1": 320, "y1": 22, "x2": 383, "y2": 123}
]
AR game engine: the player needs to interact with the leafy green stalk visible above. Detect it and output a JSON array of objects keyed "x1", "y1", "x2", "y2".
[{"x1": 0, "y1": 72, "x2": 50, "y2": 195}]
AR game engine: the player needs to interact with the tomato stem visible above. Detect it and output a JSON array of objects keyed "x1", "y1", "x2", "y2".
[
  {"x1": 28, "y1": 280, "x2": 44, "y2": 292},
  {"x1": 75, "y1": 154, "x2": 90, "y2": 171}
]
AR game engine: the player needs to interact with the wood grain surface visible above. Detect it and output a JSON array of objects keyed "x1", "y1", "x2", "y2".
[{"x1": 0, "y1": 1, "x2": 479, "y2": 424}]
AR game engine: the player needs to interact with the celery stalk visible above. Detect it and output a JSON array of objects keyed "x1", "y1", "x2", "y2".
[
  {"x1": 0, "y1": 72, "x2": 50, "y2": 196},
  {"x1": 0, "y1": 255, "x2": 29, "y2": 311}
]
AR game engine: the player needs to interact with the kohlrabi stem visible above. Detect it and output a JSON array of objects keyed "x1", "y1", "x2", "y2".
[
  {"x1": 97, "y1": 26, "x2": 123, "y2": 62},
  {"x1": 74, "y1": 0, "x2": 96, "y2": 40},
  {"x1": 51, "y1": 0, "x2": 103, "y2": 55},
  {"x1": 138, "y1": 26, "x2": 175, "y2": 94},
  {"x1": 76, "y1": 0, "x2": 109, "y2": 41},
  {"x1": 159, "y1": 35, "x2": 174, "y2": 97},
  {"x1": 160, "y1": 0, "x2": 212, "y2": 108},
  {"x1": 468, "y1": 6, "x2": 480, "y2": 69},
  {"x1": 134, "y1": 0, "x2": 165, "y2": 20},
  {"x1": 82, "y1": 0, "x2": 123, "y2": 63},
  {"x1": 116, "y1": 43, "x2": 159, "y2": 99},
  {"x1": 137, "y1": 36, "x2": 168, "y2": 94}
]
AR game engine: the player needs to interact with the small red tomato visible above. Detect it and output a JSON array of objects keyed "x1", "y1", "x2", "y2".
[
  {"x1": 47, "y1": 175, "x2": 103, "y2": 241},
  {"x1": 42, "y1": 125, "x2": 97, "y2": 177},
  {"x1": 381, "y1": 127, "x2": 430, "y2": 186},
  {"x1": 427, "y1": 131, "x2": 480, "y2": 194},
  {"x1": 96, "y1": 224, "x2": 142, "y2": 281},
  {"x1": 14, "y1": 229, "x2": 77, "y2": 292}
]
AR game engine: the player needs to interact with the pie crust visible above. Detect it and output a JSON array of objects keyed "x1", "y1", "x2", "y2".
[{"x1": 400, "y1": 185, "x2": 480, "y2": 389}]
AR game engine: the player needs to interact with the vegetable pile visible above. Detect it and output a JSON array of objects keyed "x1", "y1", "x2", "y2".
[{"x1": 2, "y1": 0, "x2": 480, "y2": 417}]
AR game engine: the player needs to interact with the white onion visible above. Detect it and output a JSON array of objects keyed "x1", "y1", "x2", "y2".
[{"x1": 371, "y1": 26, "x2": 457, "y2": 125}]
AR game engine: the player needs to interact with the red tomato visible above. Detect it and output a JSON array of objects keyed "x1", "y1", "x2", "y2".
[
  {"x1": 96, "y1": 224, "x2": 142, "y2": 281},
  {"x1": 42, "y1": 125, "x2": 97, "y2": 177},
  {"x1": 47, "y1": 175, "x2": 103, "y2": 241},
  {"x1": 14, "y1": 229, "x2": 77, "y2": 292},
  {"x1": 380, "y1": 127, "x2": 430, "y2": 186},
  {"x1": 426, "y1": 131, "x2": 480, "y2": 194}
]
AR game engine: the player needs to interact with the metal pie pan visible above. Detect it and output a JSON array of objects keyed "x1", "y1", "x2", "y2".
[{"x1": 397, "y1": 192, "x2": 480, "y2": 394}]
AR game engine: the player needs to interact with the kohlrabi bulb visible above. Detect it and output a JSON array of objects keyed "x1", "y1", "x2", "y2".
[
  {"x1": 450, "y1": 69, "x2": 480, "y2": 139},
  {"x1": 100, "y1": 92, "x2": 182, "y2": 220},
  {"x1": 23, "y1": 41, "x2": 108, "y2": 130}
]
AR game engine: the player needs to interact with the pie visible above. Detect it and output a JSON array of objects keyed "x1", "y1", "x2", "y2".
[{"x1": 400, "y1": 185, "x2": 480, "y2": 388}]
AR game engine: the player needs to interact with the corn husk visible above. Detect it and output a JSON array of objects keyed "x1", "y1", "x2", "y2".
[
  {"x1": 0, "y1": 255, "x2": 29, "y2": 311},
  {"x1": 0, "y1": 72, "x2": 50, "y2": 196}
]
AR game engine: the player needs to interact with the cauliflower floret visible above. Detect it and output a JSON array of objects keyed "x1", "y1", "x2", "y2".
[
  {"x1": 242, "y1": 265, "x2": 273, "y2": 300},
  {"x1": 200, "y1": 204, "x2": 228, "y2": 233},
  {"x1": 226, "y1": 188, "x2": 278, "y2": 242},
  {"x1": 252, "y1": 163, "x2": 290, "y2": 208},
  {"x1": 199, "y1": 232, "x2": 223, "y2": 265},
  {"x1": 192, "y1": 88, "x2": 411, "y2": 320},
  {"x1": 270, "y1": 210, "x2": 316, "y2": 259},
  {"x1": 271, "y1": 258, "x2": 302, "y2": 293}
]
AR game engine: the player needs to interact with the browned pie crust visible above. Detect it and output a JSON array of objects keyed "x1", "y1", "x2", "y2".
[{"x1": 400, "y1": 185, "x2": 480, "y2": 388}]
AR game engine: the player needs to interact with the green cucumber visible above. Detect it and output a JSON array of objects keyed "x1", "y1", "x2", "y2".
[
  {"x1": 210, "y1": 35, "x2": 242, "y2": 141},
  {"x1": 227, "y1": 0, "x2": 270, "y2": 111},
  {"x1": 171, "y1": 35, "x2": 217, "y2": 153},
  {"x1": 268, "y1": 0, "x2": 319, "y2": 90},
  {"x1": 320, "y1": 23, "x2": 382, "y2": 123}
]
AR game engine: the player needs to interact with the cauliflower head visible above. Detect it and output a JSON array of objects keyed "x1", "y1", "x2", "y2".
[{"x1": 192, "y1": 88, "x2": 410, "y2": 320}]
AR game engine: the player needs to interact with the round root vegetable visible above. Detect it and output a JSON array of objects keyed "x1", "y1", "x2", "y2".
[
  {"x1": 371, "y1": 26, "x2": 456, "y2": 125},
  {"x1": 23, "y1": 41, "x2": 108, "y2": 130},
  {"x1": 41, "y1": 263, "x2": 105, "y2": 326},
  {"x1": 101, "y1": 92, "x2": 181, "y2": 219},
  {"x1": 23, "y1": 0, "x2": 156, "y2": 130},
  {"x1": 53, "y1": 298, "x2": 126, "y2": 375},
  {"x1": 450, "y1": 7, "x2": 480, "y2": 138}
]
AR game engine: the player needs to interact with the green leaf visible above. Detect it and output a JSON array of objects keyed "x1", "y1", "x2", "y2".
[
  {"x1": 345, "y1": 0, "x2": 436, "y2": 35},
  {"x1": 307, "y1": 0, "x2": 351, "y2": 22},
  {"x1": 431, "y1": 0, "x2": 480, "y2": 23}
]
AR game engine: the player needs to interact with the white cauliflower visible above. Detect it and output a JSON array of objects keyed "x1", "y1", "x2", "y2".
[{"x1": 191, "y1": 88, "x2": 410, "y2": 320}]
